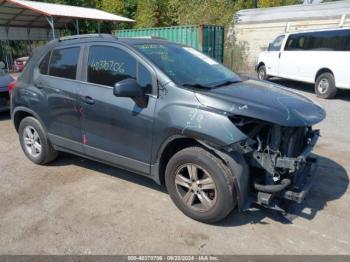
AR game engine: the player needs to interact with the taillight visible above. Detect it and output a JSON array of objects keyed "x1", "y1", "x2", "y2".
[{"x1": 8, "y1": 81, "x2": 16, "y2": 95}]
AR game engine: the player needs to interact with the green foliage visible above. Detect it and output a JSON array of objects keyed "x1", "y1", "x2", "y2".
[
  {"x1": 135, "y1": 0, "x2": 174, "y2": 28},
  {"x1": 167, "y1": 0, "x2": 256, "y2": 27},
  {"x1": 258, "y1": 0, "x2": 302, "y2": 7},
  {"x1": 33, "y1": 0, "x2": 305, "y2": 32}
]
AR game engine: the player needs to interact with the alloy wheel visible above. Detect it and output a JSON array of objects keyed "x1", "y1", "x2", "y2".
[
  {"x1": 318, "y1": 79, "x2": 329, "y2": 94},
  {"x1": 174, "y1": 164, "x2": 217, "y2": 212},
  {"x1": 23, "y1": 126, "x2": 42, "y2": 158}
]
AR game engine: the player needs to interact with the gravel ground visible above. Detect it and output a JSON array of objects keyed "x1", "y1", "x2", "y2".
[{"x1": 0, "y1": 78, "x2": 349, "y2": 255}]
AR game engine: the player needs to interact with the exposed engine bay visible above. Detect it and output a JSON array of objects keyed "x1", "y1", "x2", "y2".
[{"x1": 229, "y1": 115, "x2": 319, "y2": 213}]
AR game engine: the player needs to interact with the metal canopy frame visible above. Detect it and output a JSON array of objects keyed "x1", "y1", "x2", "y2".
[
  {"x1": 0, "y1": 0, "x2": 135, "y2": 39},
  {"x1": 0, "y1": 0, "x2": 135, "y2": 71}
]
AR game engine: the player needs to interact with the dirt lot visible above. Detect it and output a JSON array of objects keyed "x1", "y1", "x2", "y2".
[{"x1": 0, "y1": 78, "x2": 349, "y2": 255}]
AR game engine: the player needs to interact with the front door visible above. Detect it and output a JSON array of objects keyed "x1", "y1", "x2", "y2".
[
  {"x1": 79, "y1": 44, "x2": 156, "y2": 175},
  {"x1": 265, "y1": 35, "x2": 285, "y2": 76},
  {"x1": 33, "y1": 46, "x2": 83, "y2": 153},
  {"x1": 278, "y1": 33, "x2": 307, "y2": 81}
]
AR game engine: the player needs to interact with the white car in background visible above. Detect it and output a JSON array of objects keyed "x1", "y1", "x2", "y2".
[{"x1": 256, "y1": 28, "x2": 350, "y2": 99}]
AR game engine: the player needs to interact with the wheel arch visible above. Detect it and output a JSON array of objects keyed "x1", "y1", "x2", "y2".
[
  {"x1": 156, "y1": 135, "x2": 250, "y2": 211},
  {"x1": 257, "y1": 62, "x2": 265, "y2": 72},
  {"x1": 157, "y1": 136, "x2": 200, "y2": 185},
  {"x1": 257, "y1": 62, "x2": 265, "y2": 68},
  {"x1": 315, "y1": 68, "x2": 334, "y2": 82},
  {"x1": 12, "y1": 107, "x2": 45, "y2": 132}
]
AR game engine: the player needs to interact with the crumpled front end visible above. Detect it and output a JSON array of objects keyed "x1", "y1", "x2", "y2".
[{"x1": 226, "y1": 115, "x2": 320, "y2": 214}]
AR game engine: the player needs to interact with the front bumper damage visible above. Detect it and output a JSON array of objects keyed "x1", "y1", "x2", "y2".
[
  {"x1": 247, "y1": 129, "x2": 320, "y2": 214},
  {"x1": 256, "y1": 156, "x2": 317, "y2": 209}
]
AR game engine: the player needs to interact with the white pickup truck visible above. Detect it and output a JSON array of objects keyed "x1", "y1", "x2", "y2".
[{"x1": 256, "y1": 28, "x2": 350, "y2": 99}]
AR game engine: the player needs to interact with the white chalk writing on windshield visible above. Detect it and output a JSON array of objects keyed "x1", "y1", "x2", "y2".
[{"x1": 90, "y1": 60, "x2": 125, "y2": 73}]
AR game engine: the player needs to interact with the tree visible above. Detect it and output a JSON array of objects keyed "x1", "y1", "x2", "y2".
[
  {"x1": 168, "y1": 0, "x2": 254, "y2": 27},
  {"x1": 135, "y1": 0, "x2": 174, "y2": 28}
]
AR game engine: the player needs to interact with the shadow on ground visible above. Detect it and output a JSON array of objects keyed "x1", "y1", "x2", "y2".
[
  {"x1": 50, "y1": 151, "x2": 348, "y2": 227},
  {"x1": 49, "y1": 152, "x2": 167, "y2": 194},
  {"x1": 269, "y1": 78, "x2": 350, "y2": 102},
  {"x1": 217, "y1": 153, "x2": 348, "y2": 226},
  {"x1": 0, "y1": 111, "x2": 10, "y2": 121}
]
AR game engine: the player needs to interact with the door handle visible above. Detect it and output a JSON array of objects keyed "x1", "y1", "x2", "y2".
[{"x1": 82, "y1": 96, "x2": 95, "y2": 105}]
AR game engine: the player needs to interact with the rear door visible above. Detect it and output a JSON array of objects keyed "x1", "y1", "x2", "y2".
[
  {"x1": 78, "y1": 43, "x2": 157, "y2": 175},
  {"x1": 33, "y1": 45, "x2": 84, "y2": 152},
  {"x1": 265, "y1": 35, "x2": 285, "y2": 76}
]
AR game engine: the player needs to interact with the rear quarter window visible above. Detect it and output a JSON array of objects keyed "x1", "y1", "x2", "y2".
[
  {"x1": 48, "y1": 47, "x2": 80, "y2": 80},
  {"x1": 38, "y1": 52, "x2": 51, "y2": 75}
]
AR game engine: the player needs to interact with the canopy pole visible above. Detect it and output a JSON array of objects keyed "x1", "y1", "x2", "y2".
[
  {"x1": 4, "y1": 27, "x2": 11, "y2": 72},
  {"x1": 46, "y1": 16, "x2": 55, "y2": 40},
  {"x1": 75, "y1": 19, "x2": 80, "y2": 35},
  {"x1": 97, "y1": 21, "x2": 101, "y2": 34},
  {"x1": 27, "y1": 28, "x2": 32, "y2": 54}
]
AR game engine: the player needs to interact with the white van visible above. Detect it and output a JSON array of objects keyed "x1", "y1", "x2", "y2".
[{"x1": 256, "y1": 28, "x2": 350, "y2": 99}]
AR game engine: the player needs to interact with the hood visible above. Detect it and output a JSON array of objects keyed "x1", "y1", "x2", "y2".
[{"x1": 195, "y1": 79, "x2": 326, "y2": 127}]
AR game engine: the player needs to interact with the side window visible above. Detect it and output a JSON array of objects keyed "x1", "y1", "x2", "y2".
[
  {"x1": 268, "y1": 35, "x2": 285, "y2": 51},
  {"x1": 138, "y1": 63, "x2": 153, "y2": 94},
  {"x1": 49, "y1": 47, "x2": 80, "y2": 80},
  {"x1": 88, "y1": 46, "x2": 136, "y2": 87},
  {"x1": 308, "y1": 30, "x2": 350, "y2": 51},
  {"x1": 286, "y1": 30, "x2": 350, "y2": 51},
  {"x1": 38, "y1": 51, "x2": 51, "y2": 75},
  {"x1": 345, "y1": 30, "x2": 350, "y2": 51},
  {"x1": 285, "y1": 34, "x2": 307, "y2": 51}
]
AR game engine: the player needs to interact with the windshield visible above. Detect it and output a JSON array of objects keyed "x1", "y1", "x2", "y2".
[{"x1": 135, "y1": 43, "x2": 240, "y2": 88}]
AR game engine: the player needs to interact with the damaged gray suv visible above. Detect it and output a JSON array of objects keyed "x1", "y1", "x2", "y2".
[{"x1": 11, "y1": 34, "x2": 325, "y2": 223}]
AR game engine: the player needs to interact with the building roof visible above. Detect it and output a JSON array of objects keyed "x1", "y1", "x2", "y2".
[
  {"x1": 0, "y1": 0, "x2": 135, "y2": 29},
  {"x1": 235, "y1": 0, "x2": 350, "y2": 24}
]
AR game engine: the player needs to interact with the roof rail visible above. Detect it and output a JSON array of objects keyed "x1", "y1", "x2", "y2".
[
  {"x1": 124, "y1": 36, "x2": 166, "y2": 40},
  {"x1": 59, "y1": 34, "x2": 116, "y2": 42}
]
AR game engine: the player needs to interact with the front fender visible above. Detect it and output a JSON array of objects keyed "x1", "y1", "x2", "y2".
[
  {"x1": 156, "y1": 103, "x2": 248, "y2": 148},
  {"x1": 198, "y1": 141, "x2": 250, "y2": 211},
  {"x1": 151, "y1": 85, "x2": 248, "y2": 164}
]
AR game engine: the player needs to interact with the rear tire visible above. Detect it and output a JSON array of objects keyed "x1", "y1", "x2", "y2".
[
  {"x1": 19, "y1": 117, "x2": 58, "y2": 165},
  {"x1": 257, "y1": 65, "x2": 269, "y2": 80},
  {"x1": 315, "y1": 72, "x2": 337, "y2": 99},
  {"x1": 165, "y1": 147, "x2": 236, "y2": 223}
]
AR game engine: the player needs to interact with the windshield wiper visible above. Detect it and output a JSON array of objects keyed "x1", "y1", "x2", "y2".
[
  {"x1": 182, "y1": 83, "x2": 211, "y2": 89},
  {"x1": 212, "y1": 80, "x2": 241, "y2": 88}
]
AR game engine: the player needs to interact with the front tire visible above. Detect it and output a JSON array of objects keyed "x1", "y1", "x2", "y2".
[
  {"x1": 19, "y1": 117, "x2": 58, "y2": 165},
  {"x1": 257, "y1": 65, "x2": 269, "y2": 80},
  {"x1": 315, "y1": 72, "x2": 337, "y2": 99},
  {"x1": 165, "y1": 147, "x2": 236, "y2": 223}
]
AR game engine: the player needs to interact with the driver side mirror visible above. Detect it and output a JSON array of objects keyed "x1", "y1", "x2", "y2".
[{"x1": 113, "y1": 78, "x2": 148, "y2": 108}]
